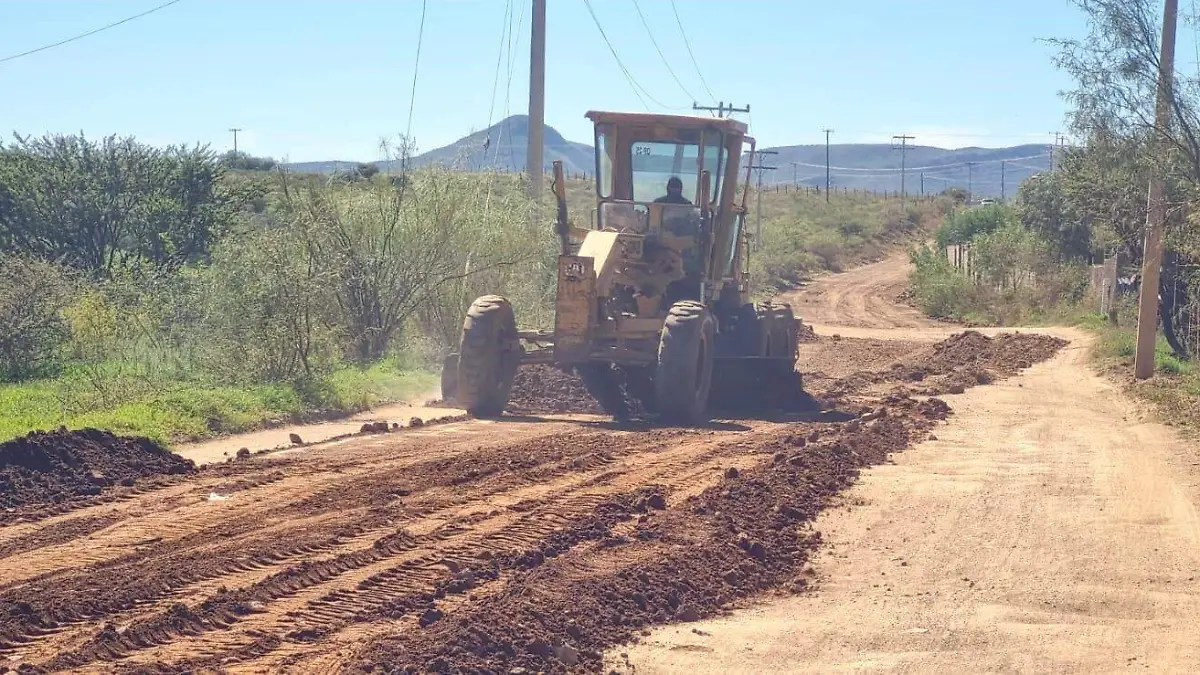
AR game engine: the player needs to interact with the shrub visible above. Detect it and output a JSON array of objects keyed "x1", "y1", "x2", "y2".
[
  {"x1": 935, "y1": 204, "x2": 1017, "y2": 248},
  {"x1": 0, "y1": 255, "x2": 76, "y2": 381},
  {"x1": 907, "y1": 244, "x2": 977, "y2": 319}
]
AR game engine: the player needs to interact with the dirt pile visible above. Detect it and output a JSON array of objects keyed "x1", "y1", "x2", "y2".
[
  {"x1": 910, "y1": 330, "x2": 1068, "y2": 377},
  {"x1": 348, "y1": 399, "x2": 944, "y2": 674},
  {"x1": 505, "y1": 365, "x2": 607, "y2": 416},
  {"x1": 0, "y1": 428, "x2": 196, "y2": 512},
  {"x1": 818, "y1": 331, "x2": 1069, "y2": 403},
  {"x1": 905, "y1": 331, "x2": 1068, "y2": 395}
]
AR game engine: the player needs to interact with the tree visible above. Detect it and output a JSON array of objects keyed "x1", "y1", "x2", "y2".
[
  {"x1": 1015, "y1": 170, "x2": 1092, "y2": 261},
  {"x1": 0, "y1": 133, "x2": 261, "y2": 277},
  {"x1": 1050, "y1": 0, "x2": 1200, "y2": 192},
  {"x1": 220, "y1": 151, "x2": 278, "y2": 172},
  {"x1": 935, "y1": 204, "x2": 1017, "y2": 247}
]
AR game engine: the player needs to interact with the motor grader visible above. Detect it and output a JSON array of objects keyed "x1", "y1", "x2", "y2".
[{"x1": 441, "y1": 110, "x2": 805, "y2": 424}]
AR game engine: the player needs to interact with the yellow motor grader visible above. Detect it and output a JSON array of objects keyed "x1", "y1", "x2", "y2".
[{"x1": 441, "y1": 110, "x2": 806, "y2": 424}]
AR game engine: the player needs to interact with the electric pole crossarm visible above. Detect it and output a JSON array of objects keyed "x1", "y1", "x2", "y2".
[{"x1": 693, "y1": 101, "x2": 750, "y2": 118}]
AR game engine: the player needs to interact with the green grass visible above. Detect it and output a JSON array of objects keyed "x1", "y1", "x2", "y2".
[
  {"x1": 1084, "y1": 313, "x2": 1200, "y2": 431},
  {"x1": 0, "y1": 362, "x2": 436, "y2": 446}
]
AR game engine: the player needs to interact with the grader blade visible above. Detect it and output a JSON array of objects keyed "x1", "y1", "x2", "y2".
[{"x1": 709, "y1": 357, "x2": 816, "y2": 415}]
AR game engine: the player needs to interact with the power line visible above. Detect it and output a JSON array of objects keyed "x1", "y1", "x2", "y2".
[
  {"x1": 784, "y1": 153, "x2": 1050, "y2": 173},
  {"x1": 669, "y1": 0, "x2": 716, "y2": 102},
  {"x1": 486, "y1": 0, "x2": 514, "y2": 134},
  {"x1": 630, "y1": 0, "x2": 696, "y2": 101},
  {"x1": 581, "y1": 0, "x2": 684, "y2": 110},
  {"x1": 405, "y1": 0, "x2": 429, "y2": 148},
  {"x1": 0, "y1": 0, "x2": 186, "y2": 65},
  {"x1": 499, "y1": 0, "x2": 529, "y2": 171}
]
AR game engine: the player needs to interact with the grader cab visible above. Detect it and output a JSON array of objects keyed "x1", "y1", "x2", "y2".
[{"x1": 441, "y1": 110, "x2": 806, "y2": 424}]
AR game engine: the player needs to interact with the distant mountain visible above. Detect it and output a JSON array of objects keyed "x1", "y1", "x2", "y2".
[
  {"x1": 750, "y1": 143, "x2": 1054, "y2": 198},
  {"x1": 409, "y1": 114, "x2": 595, "y2": 175},
  {"x1": 282, "y1": 121, "x2": 1053, "y2": 198}
]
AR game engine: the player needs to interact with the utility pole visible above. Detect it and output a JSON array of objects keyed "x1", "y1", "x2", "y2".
[
  {"x1": 693, "y1": 101, "x2": 750, "y2": 118},
  {"x1": 823, "y1": 128, "x2": 833, "y2": 203},
  {"x1": 790, "y1": 161, "x2": 798, "y2": 188},
  {"x1": 1049, "y1": 132, "x2": 1066, "y2": 171},
  {"x1": 228, "y1": 128, "x2": 242, "y2": 155},
  {"x1": 1135, "y1": 0, "x2": 1180, "y2": 380},
  {"x1": 966, "y1": 161, "x2": 977, "y2": 203},
  {"x1": 526, "y1": 0, "x2": 547, "y2": 201},
  {"x1": 1001, "y1": 160, "x2": 1006, "y2": 201},
  {"x1": 920, "y1": 173, "x2": 924, "y2": 196},
  {"x1": 892, "y1": 134, "x2": 914, "y2": 207},
  {"x1": 748, "y1": 150, "x2": 777, "y2": 251}
]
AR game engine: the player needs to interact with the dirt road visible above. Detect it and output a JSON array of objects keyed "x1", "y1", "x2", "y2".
[
  {"x1": 0, "y1": 251, "x2": 1115, "y2": 674},
  {"x1": 619, "y1": 254, "x2": 1200, "y2": 673}
]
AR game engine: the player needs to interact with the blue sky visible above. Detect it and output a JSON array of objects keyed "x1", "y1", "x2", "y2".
[{"x1": 0, "y1": 0, "x2": 1106, "y2": 161}]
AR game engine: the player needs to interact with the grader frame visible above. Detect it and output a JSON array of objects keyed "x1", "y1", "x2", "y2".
[{"x1": 442, "y1": 110, "x2": 804, "y2": 424}]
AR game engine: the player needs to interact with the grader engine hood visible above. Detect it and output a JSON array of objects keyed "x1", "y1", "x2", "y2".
[
  {"x1": 552, "y1": 220, "x2": 693, "y2": 365},
  {"x1": 554, "y1": 230, "x2": 645, "y2": 363}
]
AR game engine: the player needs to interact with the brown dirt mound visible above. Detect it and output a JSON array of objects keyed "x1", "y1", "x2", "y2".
[
  {"x1": 348, "y1": 401, "x2": 940, "y2": 674},
  {"x1": 0, "y1": 428, "x2": 196, "y2": 511},
  {"x1": 908, "y1": 330, "x2": 1068, "y2": 377},
  {"x1": 505, "y1": 365, "x2": 607, "y2": 416},
  {"x1": 814, "y1": 330, "x2": 1067, "y2": 404},
  {"x1": 797, "y1": 322, "x2": 818, "y2": 343}
]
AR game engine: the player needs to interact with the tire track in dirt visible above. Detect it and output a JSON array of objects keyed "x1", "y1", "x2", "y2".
[
  {"x1": 111, "y1": 430, "x2": 781, "y2": 672},
  {"x1": 1, "y1": 421, "x2": 774, "y2": 671}
]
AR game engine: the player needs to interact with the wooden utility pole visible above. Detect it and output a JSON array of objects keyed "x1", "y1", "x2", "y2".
[
  {"x1": 823, "y1": 128, "x2": 833, "y2": 203},
  {"x1": 229, "y1": 128, "x2": 242, "y2": 155},
  {"x1": 892, "y1": 134, "x2": 914, "y2": 208},
  {"x1": 526, "y1": 0, "x2": 547, "y2": 201},
  {"x1": 1001, "y1": 160, "x2": 1006, "y2": 201},
  {"x1": 1135, "y1": 0, "x2": 1180, "y2": 380},
  {"x1": 748, "y1": 150, "x2": 777, "y2": 251},
  {"x1": 790, "y1": 161, "x2": 798, "y2": 187}
]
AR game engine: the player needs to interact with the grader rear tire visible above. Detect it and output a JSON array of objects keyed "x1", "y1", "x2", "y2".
[
  {"x1": 734, "y1": 302, "x2": 774, "y2": 357},
  {"x1": 768, "y1": 303, "x2": 799, "y2": 366},
  {"x1": 456, "y1": 295, "x2": 521, "y2": 418},
  {"x1": 654, "y1": 301, "x2": 716, "y2": 425}
]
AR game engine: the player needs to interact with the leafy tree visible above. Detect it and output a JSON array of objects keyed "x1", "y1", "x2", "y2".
[
  {"x1": 220, "y1": 151, "x2": 278, "y2": 172},
  {"x1": 0, "y1": 132, "x2": 261, "y2": 277},
  {"x1": 1015, "y1": 170, "x2": 1092, "y2": 261},
  {"x1": 935, "y1": 204, "x2": 1018, "y2": 247},
  {"x1": 1050, "y1": 0, "x2": 1200, "y2": 185}
]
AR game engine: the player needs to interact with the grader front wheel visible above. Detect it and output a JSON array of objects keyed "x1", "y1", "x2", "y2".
[
  {"x1": 654, "y1": 301, "x2": 716, "y2": 425},
  {"x1": 457, "y1": 295, "x2": 521, "y2": 417}
]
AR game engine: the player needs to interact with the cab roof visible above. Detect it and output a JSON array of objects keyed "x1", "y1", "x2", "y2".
[{"x1": 584, "y1": 110, "x2": 748, "y2": 135}]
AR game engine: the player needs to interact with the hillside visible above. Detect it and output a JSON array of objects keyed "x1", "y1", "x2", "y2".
[
  {"x1": 283, "y1": 119, "x2": 1053, "y2": 198},
  {"x1": 754, "y1": 143, "x2": 1053, "y2": 198}
]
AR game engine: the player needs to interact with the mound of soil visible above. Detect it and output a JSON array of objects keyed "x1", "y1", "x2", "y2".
[
  {"x1": 505, "y1": 365, "x2": 607, "y2": 416},
  {"x1": 350, "y1": 398, "x2": 940, "y2": 674},
  {"x1": 815, "y1": 330, "x2": 1068, "y2": 404},
  {"x1": 0, "y1": 428, "x2": 196, "y2": 511},
  {"x1": 797, "y1": 322, "x2": 818, "y2": 343},
  {"x1": 908, "y1": 330, "x2": 1067, "y2": 377}
]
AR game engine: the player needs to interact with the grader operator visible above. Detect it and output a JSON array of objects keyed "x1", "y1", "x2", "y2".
[{"x1": 441, "y1": 110, "x2": 805, "y2": 424}]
